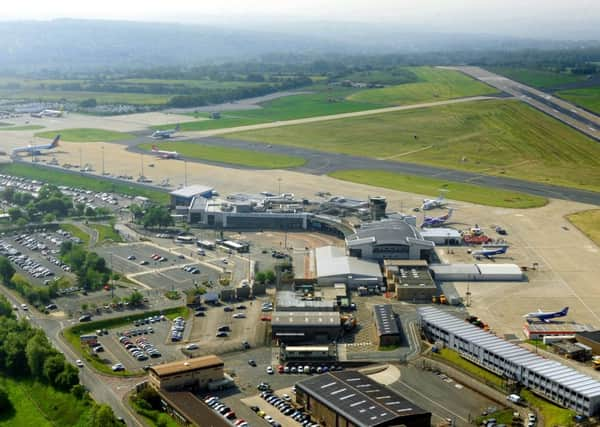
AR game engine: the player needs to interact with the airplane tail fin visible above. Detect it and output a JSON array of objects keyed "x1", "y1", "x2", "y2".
[
  {"x1": 562, "y1": 307, "x2": 569, "y2": 315},
  {"x1": 446, "y1": 208, "x2": 453, "y2": 220},
  {"x1": 51, "y1": 134, "x2": 60, "y2": 148}
]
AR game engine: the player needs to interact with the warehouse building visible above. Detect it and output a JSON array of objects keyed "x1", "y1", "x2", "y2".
[
  {"x1": 373, "y1": 304, "x2": 401, "y2": 347},
  {"x1": 346, "y1": 219, "x2": 434, "y2": 261},
  {"x1": 418, "y1": 307, "x2": 600, "y2": 416},
  {"x1": 523, "y1": 322, "x2": 593, "y2": 340},
  {"x1": 170, "y1": 185, "x2": 214, "y2": 208},
  {"x1": 420, "y1": 227, "x2": 462, "y2": 245},
  {"x1": 295, "y1": 371, "x2": 431, "y2": 427},
  {"x1": 384, "y1": 260, "x2": 437, "y2": 302},
  {"x1": 576, "y1": 331, "x2": 600, "y2": 355},
  {"x1": 429, "y1": 263, "x2": 523, "y2": 281},
  {"x1": 271, "y1": 311, "x2": 342, "y2": 344},
  {"x1": 315, "y1": 246, "x2": 383, "y2": 289},
  {"x1": 148, "y1": 355, "x2": 224, "y2": 391}
]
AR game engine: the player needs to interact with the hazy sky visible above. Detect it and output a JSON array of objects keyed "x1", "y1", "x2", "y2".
[{"x1": 2, "y1": 0, "x2": 600, "y2": 38}]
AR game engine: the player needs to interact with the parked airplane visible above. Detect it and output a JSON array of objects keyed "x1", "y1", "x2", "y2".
[
  {"x1": 30, "y1": 109, "x2": 63, "y2": 118},
  {"x1": 151, "y1": 145, "x2": 179, "y2": 159},
  {"x1": 524, "y1": 307, "x2": 569, "y2": 323},
  {"x1": 421, "y1": 208, "x2": 453, "y2": 228},
  {"x1": 12, "y1": 135, "x2": 60, "y2": 155},
  {"x1": 472, "y1": 246, "x2": 508, "y2": 259},
  {"x1": 151, "y1": 124, "x2": 180, "y2": 139},
  {"x1": 421, "y1": 194, "x2": 446, "y2": 210}
]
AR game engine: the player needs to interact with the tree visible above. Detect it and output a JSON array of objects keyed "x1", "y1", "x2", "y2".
[
  {"x1": 0, "y1": 257, "x2": 15, "y2": 285},
  {"x1": 71, "y1": 384, "x2": 87, "y2": 400},
  {"x1": 0, "y1": 386, "x2": 11, "y2": 414},
  {"x1": 254, "y1": 271, "x2": 266, "y2": 284},
  {"x1": 265, "y1": 270, "x2": 276, "y2": 284},
  {"x1": 43, "y1": 354, "x2": 66, "y2": 384},
  {"x1": 137, "y1": 387, "x2": 161, "y2": 410},
  {"x1": 85, "y1": 207, "x2": 96, "y2": 217},
  {"x1": 43, "y1": 213, "x2": 56, "y2": 223},
  {"x1": 7, "y1": 207, "x2": 24, "y2": 222},
  {"x1": 127, "y1": 290, "x2": 144, "y2": 307},
  {"x1": 0, "y1": 295, "x2": 14, "y2": 318},
  {"x1": 89, "y1": 403, "x2": 120, "y2": 427},
  {"x1": 26, "y1": 331, "x2": 54, "y2": 378},
  {"x1": 55, "y1": 363, "x2": 79, "y2": 391}
]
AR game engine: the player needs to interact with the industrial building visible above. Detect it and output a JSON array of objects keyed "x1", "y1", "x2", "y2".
[
  {"x1": 523, "y1": 322, "x2": 594, "y2": 340},
  {"x1": 576, "y1": 331, "x2": 600, "y2": 355},
  {"x1": 271, "y1": 311, "x2": 341, "y2": 344},
  {"x1": 170, "y1": 185, "x2": 214, "y2": 208},
  {"x1": 420, "y1": 227, "x2": 462, "y2": 245},
  {"x1": 314, "y1": 246, "x2": 383, "y2": 289},
  {"x1": 295, "y1": 371, "x2": 431, "y2": 427},
  {"x1": 276, "y1": 290, "x2": 338, "y2": 312},
  {"x1": 148, "y1": 355, "x2": 224, "y2": 391},
  {"x1": 373, "y1": 304, "x2": 401, "y2": 347},
  {"x1": 553, "y1": 341, "x2": 593, "y2": 362},
  {"x1": 418, "y1": 307, "x2": 600, "y2": 416},
  {"x1": 280, "y1": 344, "x2": 337, "y2": 362},
  {"x1": 429, "y1": 263, "x2": 524, "y2": 282},
  {"x1": 384, "y1": 260, "x2": 437, "y2": 302},
  {"x1": 346, "y1": 219, "x2": 434, "y2": 261}
]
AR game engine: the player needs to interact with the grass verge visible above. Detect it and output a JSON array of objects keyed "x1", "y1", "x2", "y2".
[
  {"x1": 474, "y1": 409, "x2": 514, "y2": 425},
  {"x1": 488, "y1": 67, "x2": 586, "y2": 88},
  {"x1": 139, "y1": 142, "x2": 306, "y2": 169},
  {"x1": 59, "y1": 223, "x2": 91, "y2": 245},
  {"x1": 63, "y1": 306, "x2": 188, "y2": 376},
  {"x1": 35, "y1": 128, "x2": 134, "y2": 142},
  {"x1": 556, "y1": 86, "x2": 600, "y2": 115},
  {"x1": 566, "y1": 209, "x2": 600, "y2": 246},
  {"x1": 0, "y1": 162, "x2": 169, "y2": 204},
  {"x1": 88, "y1": 223, "x2": 123, "y2": 243},
  {"x1": 0, "y1": 125, "x2": 45, "y2": 131},
  {"x1": 432, "y1": 348, "x2": 505, "y2": 388},
  {"x1": 329, "y1": 170, "x2": 548, "y2": 208},
  {"x1": 520, "y1": 390, "x2": 575, "y2": 427}
]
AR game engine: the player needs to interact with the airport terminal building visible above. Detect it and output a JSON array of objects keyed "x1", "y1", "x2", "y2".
[{"x1": 418, "y1": 307, "x2": 600, "y2": 416}]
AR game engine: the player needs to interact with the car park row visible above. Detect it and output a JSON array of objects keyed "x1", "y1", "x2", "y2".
[
  {"x1": 257, "y1": 385, "x2": 319, "y2": 427},
  {"x1": 204, "y1": 396, "x2": 248, "y2": 427},
  {"x1": 170, "y1": 316, "x2": 186, "y2": 342}
]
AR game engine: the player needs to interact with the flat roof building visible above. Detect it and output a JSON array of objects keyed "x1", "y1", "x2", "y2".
[
  {"x1": 170, "y1": 185, "x2": 214, "y2": 208},
  {"x1": 576, "y1": 331, "x2": 600, "y2": 355},
  {"x1": 384, "y1": 260, "x2": 437, "y2": 302},
  {"x1": 315, "y1": 246, "x2": 383, "y2": 289},
  {"x1": 429, "y1": 263, "x2": 523, "y2": 282},
  {"x1": 148, "y1": 355, "x2": 224, "y2": 391},
  {"x1": 524, "y1": 322, "x2": 594, "y2": 340},
  {"x1": 373, "y1": 304, "x2": 401, "y2": 347},
  {"x1": 418, "y1": 307, "x2": 600, "y2": 416},
  {"x1": 271, "y1": 311, "x2": 341, "y2": 344},
  {"x1": 276, "y1": 291, "x2": 337, "y2": 312},
  {"x1": 295, "y1": 371, "x2": 431, "y2": 427},
  {"x1": 420, "y1": 227, "x2": 462, "y2": 245}
]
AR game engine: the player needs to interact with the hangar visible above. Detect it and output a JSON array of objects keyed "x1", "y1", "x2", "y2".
[
  {"x1": 429, "y1": 263, "x2": 523, "y2": 281},
  {"x1": 346, "y1": 219, "x2": 434, "y2": 261},
  {"x1": 315, "y1": 246, "x2": 383, "y2": 289}
]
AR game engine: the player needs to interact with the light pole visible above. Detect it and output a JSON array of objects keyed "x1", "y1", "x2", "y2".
[{"x1": 277, "y1": 177, "x2": 282, "y2": 195}]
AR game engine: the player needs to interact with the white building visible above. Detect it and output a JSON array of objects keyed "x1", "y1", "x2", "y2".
[
  {"x1": 315, "y1": 246, "x2": 383, "y2": 289},
  {"x1": 429, "y1": 263, "x2": 523, "y2": 281}
]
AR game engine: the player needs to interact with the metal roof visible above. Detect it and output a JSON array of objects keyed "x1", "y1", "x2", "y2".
[
  {"x1": 418, "y1": 307, "x2": 600, "y2": 398},
  {"x1": 296, "y1": 371, "x2": 429, "y2": 427},
  {"x1": 315, "y1": 246, "x2": 382, "y2": 279},
  {"x1": 170, "y1": 185, "x2": 214, "y2": 198},
  {"x1": 347, "y1": 220, "x2": 433, "y2": 248},
  {"x1": 373, "y1": 304, "x2": 400, "y2": 337},
  {"x1": 271, "y1": 311, "x2": 341, "y2": 328}
]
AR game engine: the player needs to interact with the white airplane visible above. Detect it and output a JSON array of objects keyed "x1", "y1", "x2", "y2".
[
  {"x1": 30, "y1": 109, "x2": 64, "y2": 118},
  {"x1": 151, "y1": 124, "x2": 180, "y2": 139},
  {"x1": 524, "y1": 307, "x2": 569, "y2": 323},
  {"x1": 12, "y1": 135, "x2": 60, "y2": 155},
  {"x1": 421, "y1": 194, "x2": 446, "y2": 210},
  {"x1": 151, "y1": 145, "x2": 179, "y2": 159}
]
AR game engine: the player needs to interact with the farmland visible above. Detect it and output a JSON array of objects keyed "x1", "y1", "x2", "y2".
[
  {"x1": 226, "y1": 99, "x2": 600, "y2": 192},
  {"x1": 556, "y1": 86, "x2": 600, "y2": 114},
  {"x1": 488, "y1": 67, "x2": 587, "y2": 88},
  {"x1": 35, "y1": 128, "x2": 134, "y2": 142},
  {"x1": 329, "y1": 170, "x2": 548, "y2": 208},
  {"x1": 139, "y1": 142, "x2": 306, "y2": 169},
  {"x1": 347, "y1": 67, "x2": 498, "y2": 105}
]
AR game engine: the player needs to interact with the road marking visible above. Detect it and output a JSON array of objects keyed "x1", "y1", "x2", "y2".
[{"x1": 394, "y1": 379, "x2": 469, "y2": 423}]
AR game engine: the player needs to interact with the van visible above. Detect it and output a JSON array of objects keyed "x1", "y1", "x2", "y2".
[{"x1": 507, "y1": 394, "x2": 522, "y2": 404}]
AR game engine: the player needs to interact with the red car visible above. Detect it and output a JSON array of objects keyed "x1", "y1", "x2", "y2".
[{"x1": 260, "y1": 315, "x2": 271, "y2": 322}]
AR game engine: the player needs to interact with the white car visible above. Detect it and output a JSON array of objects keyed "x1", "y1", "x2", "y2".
[
  {"x1": 266, "y1": 366, "x2": 274, "y2": 375},
  {"x1": 185, "y1": 343, "x2": 199, "y2": 350},
  {"x1": 232, "y1": 313, "x2": 246, "y2": 319},
  {"x1": 264, "y1": 415, "x2": 274, "y2": 423},
  {"x1": 75, "y1": 359, "x2": 84, "y2": 368},
  {"x1": 20, "y1": 303, "x2": 28, "y2": 310}
]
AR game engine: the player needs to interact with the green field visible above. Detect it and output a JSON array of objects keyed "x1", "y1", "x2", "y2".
[
  {"x1": 35, "y1": 128, "x2": 134, "y2": 142},
  {"x1": 0, "y1": 377, "x2": 90, "y2": 427},
  {"x1": 227, "y1": 99, "x2": 600, "y2": 192},
  {"x1": 0, "y1": 89, "x2": 171, "y2": 105},
  {"x1": 556, "y1": 86, "x2": 600, "y2": 114},
  {"x1": 88, "y1": 223, "x2": 123, "y2": 243},
  {"x1": 0, "y1": 163, "x2": 169, "y2": 204},
  {"x1": 433, "y1": 348, "x2": 505, "y2": 388},
  {"x1": 118, "y1": 78, "x2": 263, "y2": 89},
  {"x1": 489, "y1": 67, "x2": 587, "y2": 88},
  {"x1": 0, "y1": 125, "x2": 45, "y2": 131},
  {"x1": 329, "y1": 170, "x2": 548, "y2": 208},
  {"x1": 59, "y1": 223, "x2": 91, "y2": 245},
  {"x1": 520, "y1": 390, "x2": 574, "y2": 427},
  {"x1": 140, "y1": 142, "x2": 306, "y2": 169},
  {"x1": 154, "y1": 89, "x2": 382, "y2": 132},
  {"x1": 347, "y1": 67, "x2": 498, "y2": 105},
  {"x1": 567, "y1": 209, "x2": 600, "y2": 246}
]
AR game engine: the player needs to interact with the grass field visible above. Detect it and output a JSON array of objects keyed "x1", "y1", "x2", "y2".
[
  {"x1": 59, "y1": 223, "x2": 91, "y2": 245},
  {"x1": 475, "y1": 409, "x2": 514, "y2": 426},
  {"x1": 433, "y1": 348, "x2": 505, "y2": 388},
  {"x1": 139, "y1": 142, "x2": 306, "y2": 169},
  {"x1": 489, "y1": 67, "x2": 587, "y2": 88},
  {"x1": 520, "y1": 390, "x2": 575, "y2": 427},
  {"x1": 227, "y1": 99, "x2": 600, "y2": 192},
  {"x1": 348, "y1": 67, "x2": 498, "y2": 105},
  {"x1": 0, "y1": 163, "x2": 169, "y2": 204},
  {"x1": 0, "y1": 89, "x2": 171, "y2": 105},
  {"x1": 35, "y1": 128, "x2": 134, "y2": 142},
  {"x1": 0, "y1": 377, "x2": 90, "y2": 427},
  {"x1": 556, "y1": 86, "x2": 600, "y2": 115},
  {"x1": 0, "y1": 125, "x2": 45, "y2": 131},
  {"x1": 154, "y1": 89, "x2": 382, "y2": 132},
  {"x1": 88, "y1": 223, "x2": 123, "y2": 243},
  {"x1": 566, "y1": 209, "x2": 600, "y2": 246},
  {"x1": 329, "y1": 170, "x2": 548, "y2": 208}
]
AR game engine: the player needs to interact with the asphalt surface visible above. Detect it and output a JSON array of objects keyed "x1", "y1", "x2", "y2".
[
  {"x1": 445, "y1": 66, "x2": 600, "y2": 142},
  {"x1": 127, "y1": 136, "x2": 600, "y2": 206}
]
